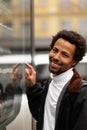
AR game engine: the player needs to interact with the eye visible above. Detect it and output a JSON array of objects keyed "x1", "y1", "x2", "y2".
[
  {"x1": 52, "y1": 47, "x2": 58, "y2": 53},
  {"x1": 62, "y1": 52, "x2": 70, "y2": 58}
]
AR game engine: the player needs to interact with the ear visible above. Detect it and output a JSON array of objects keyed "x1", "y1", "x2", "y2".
[{"x1": 72, "y1": 60, "x2": 78, "y2": 67}]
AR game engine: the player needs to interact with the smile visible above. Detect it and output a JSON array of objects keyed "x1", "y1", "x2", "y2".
[{"x1": 50, "y1": 61, "x2": 62, "y2": 68}]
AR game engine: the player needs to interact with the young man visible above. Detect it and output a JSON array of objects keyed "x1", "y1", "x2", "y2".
[{"x1": 25, "y1": 30, "x2": 87, "y2": 130}]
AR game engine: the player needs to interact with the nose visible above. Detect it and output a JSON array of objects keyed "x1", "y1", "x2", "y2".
[{"x1": 53, "y1": 52, "x2": 61, "y2": 60}]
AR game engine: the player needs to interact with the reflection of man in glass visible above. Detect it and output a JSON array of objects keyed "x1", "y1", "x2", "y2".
[{"x1": 0, "y1": 64, "x2": 22, "y2": 130}]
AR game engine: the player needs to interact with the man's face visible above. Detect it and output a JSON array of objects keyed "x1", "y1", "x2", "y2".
[{"x1": 49, "y1": 38, "x2": 77, "y2": 76}]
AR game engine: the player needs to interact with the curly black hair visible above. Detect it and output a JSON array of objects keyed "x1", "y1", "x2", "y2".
[{"x1": 50, "y1": 30, "x2": 87, "y2": 62}]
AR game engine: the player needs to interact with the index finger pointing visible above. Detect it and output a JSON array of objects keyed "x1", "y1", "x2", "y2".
[
  {"x1": 25, "y1": 63, "x2": 35, "y2": 73},
  {"x1": 25, "y1": 63, "x2": 33, "y2": 69}
]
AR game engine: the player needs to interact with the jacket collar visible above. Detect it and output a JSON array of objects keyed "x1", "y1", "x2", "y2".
[{"x1": 69, "y1": 68, "x2": 83, "y2": 93}]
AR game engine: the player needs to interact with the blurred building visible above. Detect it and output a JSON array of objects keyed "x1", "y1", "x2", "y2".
[
  {"x1": 0, "y1": 0, "x2": 87, "y2": 53},
  {"x1": 35, "y1": 0, "x2": 87, "y2": 39}
]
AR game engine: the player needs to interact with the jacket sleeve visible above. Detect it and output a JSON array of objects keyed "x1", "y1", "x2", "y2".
[
  {"x1": 72, "y1": 85, "x2": 87, "y2": 130},
  {"x1": 26, "y1": 83, "x2": 43, "y2": 121}
]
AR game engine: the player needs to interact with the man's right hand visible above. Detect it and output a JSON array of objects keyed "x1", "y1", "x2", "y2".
[{"x1": 25, "y1": 63, "x2": 36, "y2": 87}]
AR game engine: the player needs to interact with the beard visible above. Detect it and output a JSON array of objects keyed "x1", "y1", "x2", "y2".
[{"x1": 49, "y1": 57, "x2": 63, "y2": 75}]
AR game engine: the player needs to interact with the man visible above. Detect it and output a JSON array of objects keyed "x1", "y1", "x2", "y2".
[{"x1": 25, "y1": 30, "x2": 87, "y2": 130}]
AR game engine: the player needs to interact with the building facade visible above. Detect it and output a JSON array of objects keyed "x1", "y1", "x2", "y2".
[{"x1": 0, "y1": 0, "x2": 87, "y2": 52}]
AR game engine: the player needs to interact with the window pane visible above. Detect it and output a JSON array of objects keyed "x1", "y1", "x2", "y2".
[
  {"x1": 60, "y1": 0, "x2": 71, "y2": 8},
  {"x1": 79, "y1": 19, "x2": 87, "y2": 36},
  {"x1": 60, "y1": 20, "x2": 72, "y2": 30},
  {"x1": 79, "y1": 0, "x2": 87, "y2": 9}
]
